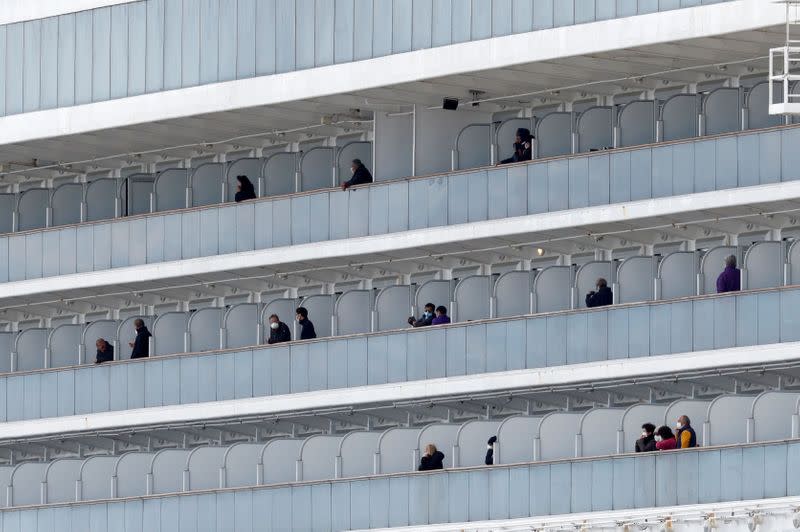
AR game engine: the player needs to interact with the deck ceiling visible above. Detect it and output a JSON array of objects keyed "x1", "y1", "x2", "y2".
[{"x1": 0, "y1": 24, "x2": 787, "y2": 183}]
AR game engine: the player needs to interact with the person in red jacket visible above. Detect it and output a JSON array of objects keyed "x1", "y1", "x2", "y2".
[{"x1": 655, "y1": 425, "x2": 677, "y2": 450}]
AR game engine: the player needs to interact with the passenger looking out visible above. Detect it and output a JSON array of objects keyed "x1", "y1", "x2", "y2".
[
  {"x1": 485, "y1": 436, "x2": 497, "y2": 465},
  {"x1": 267, "y1": 314, "x2": 291, "y2": 344},
  {"x1": 654, "y1": 426, "x2": 677, "y2": 450},
  {"x1": 342, "y1": 159, "x2": 373, "y2": 191},
  {"x1": 586, "y1": 277, "x2": 613, "y2": 308},
  {"x1": 432, "y1": 305, "x2": 451, "y2": 325},
  {"x1": 676, "y1": 415, "x2": 698, "y2": 448},
  {"x1": 716, "y1": 255, "x2": 741, "y2": 293},
  {"x1": 129, "y1": 319, "x2": 151, "y2": 359},
  {"x1": 418, "y1": 444, "x2": 445, "y2": 471},
  {"x1": 296, "y1": 307, "x2": 317, "y2": 340},
  {"x1": 95, "y1": 338, "x2": 114, "y2": 364},
  {"x1": 408, "y1": 303, "x2": 436, "y2": 327},
  {"x1": 635, "y1": 423, "x2": 657, "y2": 452},
  {"x1": 234, "y1": 175, "x2": 257, "y2": 202},
  {"x1": 498, "y1": 128, "x2": 533, "y2": 165}
]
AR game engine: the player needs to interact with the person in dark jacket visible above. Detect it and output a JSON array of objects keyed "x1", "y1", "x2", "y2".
[
  {"x1": 296, "y1": 307, "x2": 317, "y2": 340},
  {"x1": 586, "y1": 278, "x2": 613, "y2": 308},
  {"x1": 485, "y1": 435, "x2": 497, "y2": 465},
  {"x1": 267, "y1": 314, "x2": 291, "y2": 344},
  {"x1": 342, "y1": 159, "x2": 373, "y2": 190},
  {"x1": 498, "y1": 128, "x2": 533, "y2": 165},
  {"x1": 432, "y1": 305, "x2": 451, "y2": 325},
  {"x1": 95, "y1": 338, "x2": 114, "y2": 364},
  {"x1": 235, "y1": 175, "x2": 257, "y2": 202},
  {"x1": 675, "y1": 415, "x2": 698, "y2": 448},
  {"x1": 129, "y1": 319, "x2": 151, "y2": 359},
  {"x1": 408, "y1": 303, "x2": 435, "y2": 327},
  {"x1": 716, "y1": 255, "x2": 741, "y2": 293},
  {"x1": 635, "y1": 423, "x2": 657, "y2": 452},
  {"x1": 418, "y1": 444, "x2": 445, "y2": 471}
]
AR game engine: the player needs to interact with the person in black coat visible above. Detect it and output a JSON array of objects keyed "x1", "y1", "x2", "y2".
[
  {"x1": 635, "y1": 423, "x2": 657, "y2": 453},
  {"x1": 342, "y1": 159, "x2": 373, "y2": 190},
  {"x1": 235, "y1": 175, "x2": 257, "y2": 202},
  {"x1": 418, "y1": 444, "x2": 445, "y2": 471},
  {"x1": 408, "y1": 303, "x2": 435, "y2": 327},
  {"x1": 485, "y1": 435, "x2": 497, "y2": 465},
  {"x1": 95, "y1": 338, "x2": 114, "y2": 364},
  {"x1": 586, "y1": 277, "x2": 613, "y2": 308},
  {"x1": 129, "y1": 319, "x2": 152, "y2": 359},
  {"x1": 296, "y1": 307, "x2": 317, "y2": 340},
  {"x1": 499, "y1": 128, "x2": 533, "y2": 165},
  {"x1": 267, "y1": 314, "x2": 291, "y2": 344}
]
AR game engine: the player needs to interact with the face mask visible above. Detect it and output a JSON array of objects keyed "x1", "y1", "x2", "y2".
[
  {"x1": 641, "y1": 431, "x2": 648, "y2": 438},
  {"x1": 270, "y1": 322, "x2": 279, "y2": 330},
  {"x1": 676, "y1": 422, "x2": 683, "y2": 430},
  {"x1": 424, "y1": 311, "x2": 432, "y2": 317},
  {"x1": 655, "y1": 435, "x2": 662, "y2": 442}
]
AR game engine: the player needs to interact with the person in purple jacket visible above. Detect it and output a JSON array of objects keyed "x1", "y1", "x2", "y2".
[
  {"x1": 432, "y1": 305, "x2": 451, "y2": 325},
  {"x1": 716, "y1": 255, "x2": 741, "y2": 293}
]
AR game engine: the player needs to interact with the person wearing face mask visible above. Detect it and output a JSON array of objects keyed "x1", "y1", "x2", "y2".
[
  {"x1": 635, "y1": 423, "x2": 657, "y2": 452},
  {"x1": 341, "y1": 159, "x2": 373, "y2": 191},
  {"x1": 267, "y1": 314, "x2": 291, "y2": 344},
  {"x1": 585, "y1": 277, "x2": 613, "y2": 308},
  {"x1": 408, "y1": 303, "x2": 436, "y2": 327},
  {"x1": 675, "y1": 415, "x2": 697, "y2": 448},
  {"x1": 296, "y1": 307, "x2": 317, "y2": 340},
  {"x1": 654, "y1": 425, "x2": 677, "y2": 450}
]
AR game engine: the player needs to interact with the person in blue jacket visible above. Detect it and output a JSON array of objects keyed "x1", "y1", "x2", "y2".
[
  {"x1": 341, "y1": 159, "x2": 373, "y2": 190},
  {"x1": 586, "y1": 278, "x2": 613, "y2": 308},
  {"x1": 296, "y1": 307, "x2": 317, "y2": 340},
  {"x1": 129, "y1": 319, "x2": 151, "y2": 359}
]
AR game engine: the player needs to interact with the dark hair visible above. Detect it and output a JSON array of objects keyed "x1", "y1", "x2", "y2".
[
  {"x1": 352, "y1": 159, "x2": 363, "y2": 167},
  {"x1": 641, "y1": 423, "x2": 656, "y2": 434},
  {"x1": 237, "y1": 175, "x2": 256, "y2": 197},
  {"x1": 436, "y1": 306, "x2": 447, "y2": 315},
  {"x1": 596, "y1": 277, "x2": 608, "y2": 288},
  {"x1": 268, "y1": 314, "x2": 279, "y2": 321},
  {"x1": 656, "y1": 426, "x2": 674, "y2": 440},
  {"x1": 516, "y1": 127, "x2": 532, "y2": 141},
  {"x1": 424, "y1": 302, "x2": 435, "y2": 311},
  {"x1": 296, "y1": 307, "x2": 309, "y2": 319}
]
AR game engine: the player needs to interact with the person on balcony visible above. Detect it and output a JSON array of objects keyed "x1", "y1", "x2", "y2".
[
  {"x1": 129, "y1": 319, "x2": 151, "y2": 359},
  {"x1": 485, "y1": 436, "x2": 497, "y2": 465},
  {"x1": 95, "y1": 338, "x2": 114, "y2": 364},
  {"x1": 655, "y1": 426, "x2": 677, "y2": 450},
  {"x1": 432, "y1": 305, "x2": 451, "y2": 325},
  {"x1": 342, "y1": 159, "x2": 373, "y2": 190},
  {"x1": 498, "y1": 128, "x2": 533, "y2": 165},
  {"x1": 234, "y1": 175, "x2": 257, "y2": 202},
  {"x1": 296, "y1": 307, "x2": 317, "y2": 340},
  {"x1": 408, "y1": 303, "x2": 435, "y2": 327},
  {"x1": 418, "y1": 444, "x2": 445, "y2": 471},
  {"x1": 267, "y1": 314, "x2": 291, "y2": 344},
  {"x1": 716, "y1": 255, "x2": 741, "y2": 293},
  {"x1": 676, "y1": 415, "x2": 698, "y2": 448},
  {"x1": 585, "y1": 278, "x2": 613, "y2": 308},
  {"x1": 635, "y1": 423, "x2": 657, "y2": 452}
]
